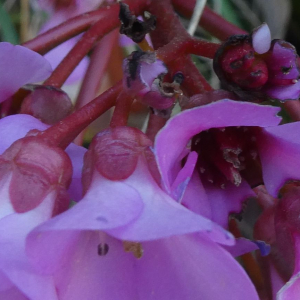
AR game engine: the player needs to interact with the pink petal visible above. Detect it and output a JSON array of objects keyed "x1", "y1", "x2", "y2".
[
  {"x1": 0, "y1": 192, "x2": 57, "y2": 300},
  {"x1": 257, "y1": 122, "x2": 300, "y2": 197},
  {"x1": 65, "y1": 144, "x2": 86, "y2": 202},
  {"x1": 0, "y1": 43, "x2": 52, "y2": 103},
  {"x1": 107, "y1": 159, "x2": 234, "y2": 245},
  {"x1": 252, "y1": 23, "x2": 271, "y2": 54},
  {"x1": 26, "y1": 174, "x2": 144, "y2": 273},
  {"x1": 170, "y1": 151, "x2": 198, "y2": 201},
  {"x1": 203, "y1": 180, "x2": 254, "y2": 228},
  {"x1": 136, "y1": 234, "x2": 259, "y2": 300},
  {"x1": 181, "y1": 172, "x2": 212, "y2": 220},
  {"x1": 0, "y1": 115, "x2": 47, "y2": 154},
  {"x1": 264, "y1": 81, "x2": 300, "y2": 101}
]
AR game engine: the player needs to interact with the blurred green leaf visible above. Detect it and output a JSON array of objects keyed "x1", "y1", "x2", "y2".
[{"x1": 0, "y1": 4, "x2": 19, "y2": 44}]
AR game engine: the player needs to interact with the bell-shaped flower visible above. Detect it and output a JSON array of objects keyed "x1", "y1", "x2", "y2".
[
  {"x1": 0, "y1": 135, "x2": 73, "y2": 299},
  {"x1": 26, "y1": 126, "x2": 259, "y2": 300},
  {"x1": 155, "y1": 99, "x2": 300, "y2": 228},
  {"x1": 214, "y1": 23, "x2": 300, "y2": 102},
  {"x1": 0, "y1": 111, "x2": 88, "y2": 298},
  {"x1": 0, "y1": 42, "x2": 52, "y2": 103}
]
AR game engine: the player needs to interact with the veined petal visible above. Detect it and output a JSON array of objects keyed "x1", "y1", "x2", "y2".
[{"x1": 107, "y1": 159, "x2": 233, "y2": 245}]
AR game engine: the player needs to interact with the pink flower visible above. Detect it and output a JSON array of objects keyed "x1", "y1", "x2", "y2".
[
  {"x1": 26, "y1": 126, "x2": 259, "y2": 300},
  {"x1": 155, "y1": 99, "x2": 300, "y2": 228},
  {"x1": 0, "y1": 114, "x2": 86, "y2": 299}
]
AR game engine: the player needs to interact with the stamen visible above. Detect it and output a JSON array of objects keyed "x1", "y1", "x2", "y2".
[
  {"x1": 97, "y1": 243, "x2": 109, "y2": 256},
  {"x1": 97, "y1": 232, "x2": 109, "y2": 256},
  {"x1": 123, "y1": 241, "x2": 143, "y2": 258}
]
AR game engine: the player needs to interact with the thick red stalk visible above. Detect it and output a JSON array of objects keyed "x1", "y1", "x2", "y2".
[
  {"x1": 146, "y1": 113, "x2": 167, "y2": 142},
  {"x1": 148, "y1": 0, "x2": 212, "y2": 95},
  {"x1": 110, "y1": 91, "x2": 134, "y2": 128},
  {"x1": 157, "y1": 37, "x2": 219, "y2": 61},
  {"x1": 74, "y1": 30, "x2": 119, "y2": 111},
  {"x1": 43, "y1": 18, "x2": 118, "y2": 88},
  {"x1": 73, "y1": 31, "x2": 119, "y2": 145},
  {"x1": 22, "y1": 0, "x2": 148, "y2": 54},
  {"x1": 39, "y1": 81, "x2": 122, "y2": 149}
]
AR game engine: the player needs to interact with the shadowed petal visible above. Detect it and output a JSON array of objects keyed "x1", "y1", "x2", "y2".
[
  {"x1": 0, "y1": 192, "x2": 57, "y2": 300},
  {"x1": 203, "y1": 180, "x2": 254, "y2": 228},
  {"x1": 257, "y1": 122, "x2": 300, "y2": 197}
]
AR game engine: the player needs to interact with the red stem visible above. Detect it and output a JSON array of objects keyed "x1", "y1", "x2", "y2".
[
  {"x1": 39, "y1": 81, "x2": 122, "y2": 149},
  {"x1": 22, "y1": 0, "x2": 148, "y2": 54},
  {"x1": 110, "y1": 91, "x2": 134, "y2": 128},
  {"x1": 43, "y1": 18, "x2": 119, "y2": 88},
  {"x1": 146, "y1": 113, "x2": 167, "y2": 142},
  {"x1": 73, "y1": 31, "x2": 119, "y2": 145},
  {"x1": 74, "y1": 30, "x2": 119, "y2": 111},
  {"x1": 157, "y1": 37, "x2": 219, "y2": 62},
  {"x1": 148, "y1": 0, "x2": 212, "y2": 95}
]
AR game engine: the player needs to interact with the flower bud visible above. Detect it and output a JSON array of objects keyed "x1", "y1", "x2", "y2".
[
  {"x1": 214, "y1": 23, "x2": 300, "y2": 102},
  {"x1": 82, "y1": 127, "x2": 152, "y2": 192},
  {"x1": 21, "y1": 85, "x2": 73, "y2": 124},
  {"x1": 0, "y1": 137, "x2": 72, "y2": 214}
]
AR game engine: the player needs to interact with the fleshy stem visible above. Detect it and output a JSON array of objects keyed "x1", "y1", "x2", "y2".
[
  {"x1": 173, "y1": 0, "x2": 300, "y2": 121},
  {"x1": 148, "y1": 0, "x2": 212, "y2": 96},
  {"x1": 43, "y1": 18, "x2": 119, "y2": 88},
  {"x1": 157, "y1": 38, "x2": 219, "y2": 62},
  {"x1": 146, "y1": 113, "x2": 167, "y2": 142},
  {"x1": 22, "y1": 0, "x2": 148, "y2": 54},
  {"x1": 73, "y1": 31, "x2": 119, "y2": 145},
  {"x1": 110, "y1": 91, "x2": 134, "y2": 128},
  {"x1": 38, "y1": 81, "x2": 122, "y2": 149},
  {"x1": 74, "y1": 30, "x2": 119, "y2": 111}
]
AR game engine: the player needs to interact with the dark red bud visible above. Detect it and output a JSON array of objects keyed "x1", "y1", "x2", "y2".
[
  {"x1": 83, "y1": 127, "x2": 152, "y2": 188},
  {"x1": 230, "y1": 59, "x2": 268, "y2": 89},
  {"x1": 220, "y1": 42, "x2": 255, "y2": 74},
  {"x1": 0, "y1": 137, "x2": 72, "y2": 213},
  {"x1": 21, "y1": 85, "x2": 73, "y2": 124}
]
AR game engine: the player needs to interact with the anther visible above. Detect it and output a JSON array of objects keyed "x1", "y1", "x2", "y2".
[
  {"x1": 123, "y1": 241, "x2": 143, "y2": 259},
  {"x1": 97, "y1": 243, "x2": 109, "y2": 256}
]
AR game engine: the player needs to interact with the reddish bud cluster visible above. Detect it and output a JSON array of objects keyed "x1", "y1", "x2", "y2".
[{"x1": 215, "y1": 36, "x2": 268, "y2": 91}]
